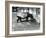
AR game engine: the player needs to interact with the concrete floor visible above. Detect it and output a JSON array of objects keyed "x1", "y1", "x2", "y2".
[{"x1": 12, "y1": 20, "x2": 40, "y2": 31}]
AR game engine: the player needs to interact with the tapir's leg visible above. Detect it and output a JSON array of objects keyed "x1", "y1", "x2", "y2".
[
  {"x1": 26, "y1": 16, "x2": 28, "y2": 21},
  {"x1": 17, "y1": 16, "x2": 22, "y2": 22}
]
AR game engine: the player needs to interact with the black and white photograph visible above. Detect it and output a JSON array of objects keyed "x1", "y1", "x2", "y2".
[
  {"x1": 12, "y1": 7, "x2": 40, "y2": 31},
  {"x1": 5, "y1": 1, "x2": 45, "y2": 37},
  {"x1": 9, "y1": 3, "x2": 44, "y2": 35}
]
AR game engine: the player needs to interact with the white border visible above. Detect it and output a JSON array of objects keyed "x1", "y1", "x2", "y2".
[{"x1": 9, "y1": 3, "x2": 43, "y2": 34}]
